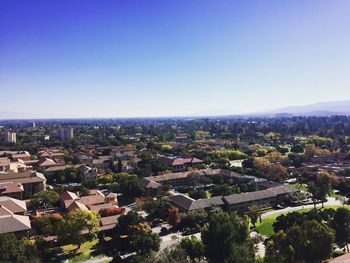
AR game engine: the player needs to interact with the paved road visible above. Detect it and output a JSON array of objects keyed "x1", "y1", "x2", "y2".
[
  {"x1": 80, "y1": 256, "x2": 113, "y2": 263},
  {"x1": 261, "y1": 197, "x2": 343, "y2": 219},
  {"x1": 152, "y1": 224, "x2": 201, "y2": 251},
  {"x1": 250, "y1": 231, "x2": 265, "y2": 258}
]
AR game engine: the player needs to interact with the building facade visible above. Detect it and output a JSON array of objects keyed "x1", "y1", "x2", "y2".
[
  {"x1": 60, "y1": 128, "x2": 74, "y2": 140},
  {"x1": 3, "y1": 130, "x2": 16, "y2": 144}
]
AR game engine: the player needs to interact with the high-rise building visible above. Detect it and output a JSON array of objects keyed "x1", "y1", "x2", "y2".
[
  {"x1": 3, "y1": 130, "x2": 16, "y2": 144},
  {"x1": 60, "y1": 128, "x2": 74, "y2": 140}
]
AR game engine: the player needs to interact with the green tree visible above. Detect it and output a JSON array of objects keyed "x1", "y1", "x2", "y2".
[
  {"x1": 301, "y1": 220, "x2": 334, "y2": 262},
  {"x1": 210, "y1": 184, "x2": 234, "y2": 197},
  {"x1": 332, "y1": 208, "x2": 350, "y2": 252},
  {"x1": 117, "y1": 218, "x2": 160, "y2": 256},
  {"x1": 116, "y1": 174, "x2": 145, "y2": 199},
  {"x1": 143, "y1": 198, "x2": 172, "y2": 220},
  {"x1": 179, "y1": 209, "x2": 207, "y2": 229},
  {"x1": 201, "y1": 212, "x2": 254, "y2": 263},
  {"x1": 308, "y1": 173, "x2": 332, "y2": 208},
  {"x1": 189, "y1": 189, "x2": 207, "y2": 199},
  {"x1": 266, "y1": 220, "x2": 334, "y2": 263},
  {"x1": 180, "y1": 236, "x2": 205, "y2": 263},
  {"x1": 57, "y1": 210, "x2": 100, "y2": 248},
  {"x1": 247, "y1": 205, "x2": 261, "y2": 227},
  {"x1": 291, "y1": 144, "x2": 304, "y2": 153},
  {"x1": 265, "y1": 230, "x2": 294, "y2": 263},
  {"x1": 0, "y1": 233, "x2": 40, "y2": 263},
  {"x1": 115, "y1": 211, "x2": 144, "y2": 235},
  {"x1": 33, "y1": 190, "x2": 59, "y2": 208},
  {"x1": 129, "y1": 228, "x2": 160, "y2": 255}
]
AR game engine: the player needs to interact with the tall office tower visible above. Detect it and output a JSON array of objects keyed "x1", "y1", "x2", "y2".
[
  {"x1": 60, "y1": 127, "x2": 74, "y2": 140},
  {"x1": 3, "y1": 130, "x2": 16, "y2": 143}
]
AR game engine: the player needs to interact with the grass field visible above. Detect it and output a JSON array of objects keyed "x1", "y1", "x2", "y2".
[
  {"x1": 255, "y1": 206, "x2": 350, "y2": 237},
  {"x1": 183, "y1": 190, "x2": 212, "y2": 198},
  {"x1": 255, "y1": 208, "x2": 311, "y2": 236},
  {"x1": 60, "y1": 239, "x2": 103, "y2": 263},
  {"x1": 288, "y1": 183, "x2": 308, "y2": 192},
  {"x1": 205, "y1": 190, "x2": 212, "y2": 198}
]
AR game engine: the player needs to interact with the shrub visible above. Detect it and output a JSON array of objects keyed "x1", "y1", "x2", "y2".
[{"x1": 99, "y1": 207, "x2": 125, "y2": 217}]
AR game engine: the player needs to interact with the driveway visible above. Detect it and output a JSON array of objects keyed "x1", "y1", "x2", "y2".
[
  {"x1": 80, "y1": 256, "x2": 112, "y2": 263},
  {"x1": 152, "y1": 223, "x2": 201, "y2": 251},
  {"x1": 261, "y1": 197, "x2": 343, "y2": 219}
]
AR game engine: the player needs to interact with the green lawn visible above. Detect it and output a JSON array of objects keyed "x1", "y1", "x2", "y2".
[
  {"x1": 255, "y1": 208, "x2": 312, "y2": 236},
  {"x1": 60, "y1": 239, "x2": 104, "y2": 263},
  {"x1": 183, "y1": 190, "x2": 211, "y2": 198},
  {"x1": 255, "y1": 206, "x2": 350, "y2": 237},
  {"x1": 288, "y1": 183, "x2": 308, "y2": 192},
  {"x1": 329, "y1": 190, "x2": 346, "y2": 199}
]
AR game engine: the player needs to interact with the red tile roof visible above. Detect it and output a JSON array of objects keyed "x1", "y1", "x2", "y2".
[
  {"x1": 0, "y1": 210, "x2": 31, "y2": 234},
  {"x1": 0, "y1": 182, "x2": 24, "y2": 194},
  {"x1": 0, "y1": 197, "x2": 27, "y2": 214}
]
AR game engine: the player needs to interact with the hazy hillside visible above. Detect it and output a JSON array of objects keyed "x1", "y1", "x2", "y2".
[{"x1": 271, "y1": 100, "x2": 350, "y2": 116}]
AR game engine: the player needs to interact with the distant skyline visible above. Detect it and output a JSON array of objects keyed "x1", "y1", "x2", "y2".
[{"x1": 1, "y1": 0, "x2": 350, "y2": 118}]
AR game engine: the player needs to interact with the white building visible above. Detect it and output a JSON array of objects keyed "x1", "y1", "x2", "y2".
[
  {"x1": 3, "y1": 130, "x2": 16, "y2": 144},
  {"x1": 60, "y1": 128, "x2": 74, "y2": 140}
]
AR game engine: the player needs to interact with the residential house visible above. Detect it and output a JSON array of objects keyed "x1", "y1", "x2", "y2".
[
  {"x1": 38, "y1": 150, "x2": 65, "y2": 162},
  {"x1": 60, "y1": 189, "x2": 118, "y2": 213},
  {"x1": 0, "y1": 196, "x2": 27, "y2": 214},
  {"x1": 0, "y1": 157, "x2": 27, "y2": 173},
  {"x1": 38, "y1": 158, "x2": 57, "y2": 169},
  {"x1": 92, "y1": 156, "x2": 113, "y2": 172},
  {"x1": 0, "y1": 182, "x2": 24, "y2": 199},
  {"x1": 10, "y1": 151, "x2": 31, "y2": 162},
  {"x1": 157, "y1": 156, "x2": 204, "y2": 172},
  {"x1": 100, "y1": 215, "x2": 121, "y2": 231},
  {"x1": 0, "y1": 196, "x2": 31, "y2": 237},
  {"x1": 78, "y1": 165, "x2": 98, "y2": 182},
  {"x1": 0, "y1": 171, "x2": 46, "y2": 199},
  {"x1": 0, "y1": 157, "x2": 11, "y2": 172}
]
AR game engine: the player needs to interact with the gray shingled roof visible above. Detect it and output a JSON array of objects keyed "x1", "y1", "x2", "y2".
[
  {"x1": 141, "y1": 178, "x2": 162, "y2": 189},
  {"x1": 0, "y1": 208, "x2": 31, "y2": 234},
  {"x1": 169, "y1": 194, "x2": 224, "y2": 211},
  {"x1": 170, "y1": 186, "x2": 297, "y2": 211},
  {"x1": 169, "y1": 195, "x2": 195, "y2": 211},
  {"x1": 223, "y1": 186, "x2": 297, "y2": 205},
  {"x1": 190, "y1": 196, "x2": 225, "y2": 210},
  {"x1": 0, "y1": 171, "x2": 46, "y2": 184},
  {"x1": 0, "y1": 197, "x2": 27, "y2": 214}
]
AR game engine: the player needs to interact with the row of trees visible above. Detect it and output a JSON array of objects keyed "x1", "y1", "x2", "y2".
[
  {"x1": 31, "y1": 210, "x2": 100, "y2": 248},
  {"x1": 0, "y1": 234, "x2": 41, "y2": 263},
  {"x1": 111, "y1": 210, "x2": 255, "y2": 263},
  {"x1": 266, "y1": 207, "x2": 350, "y2": 262}
]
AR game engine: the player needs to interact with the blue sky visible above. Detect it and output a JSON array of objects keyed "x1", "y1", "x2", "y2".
[{"x1": 1, "y1": 0, "x2": 350, "y2": 118}]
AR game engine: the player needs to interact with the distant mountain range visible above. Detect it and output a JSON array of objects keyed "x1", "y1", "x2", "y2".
[
  {"x1": 265, "y1": 100, "x2": 350, "y2": 117},
  {"x1": 1, "y1": 100, "x2": 350, "y2": 120}
]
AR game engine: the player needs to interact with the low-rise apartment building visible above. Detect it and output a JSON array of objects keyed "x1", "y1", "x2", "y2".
[
  {"x1": 0, "y1": 196, "x2": 31, "y2": 237},
  {"x1": 0, "y1": 171, "x2": 46, "y2": 199},
  {"x1": 157, "y1": 156, "x2": 204, "y2": 172},
  {"x1": 169, "y1": 185, "x2": 297, "y2": 212}
]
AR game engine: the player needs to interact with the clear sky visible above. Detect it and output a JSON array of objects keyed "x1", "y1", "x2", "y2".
[{"x1": 1, "y1": 0, "x2": 350, "y2": 118}]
